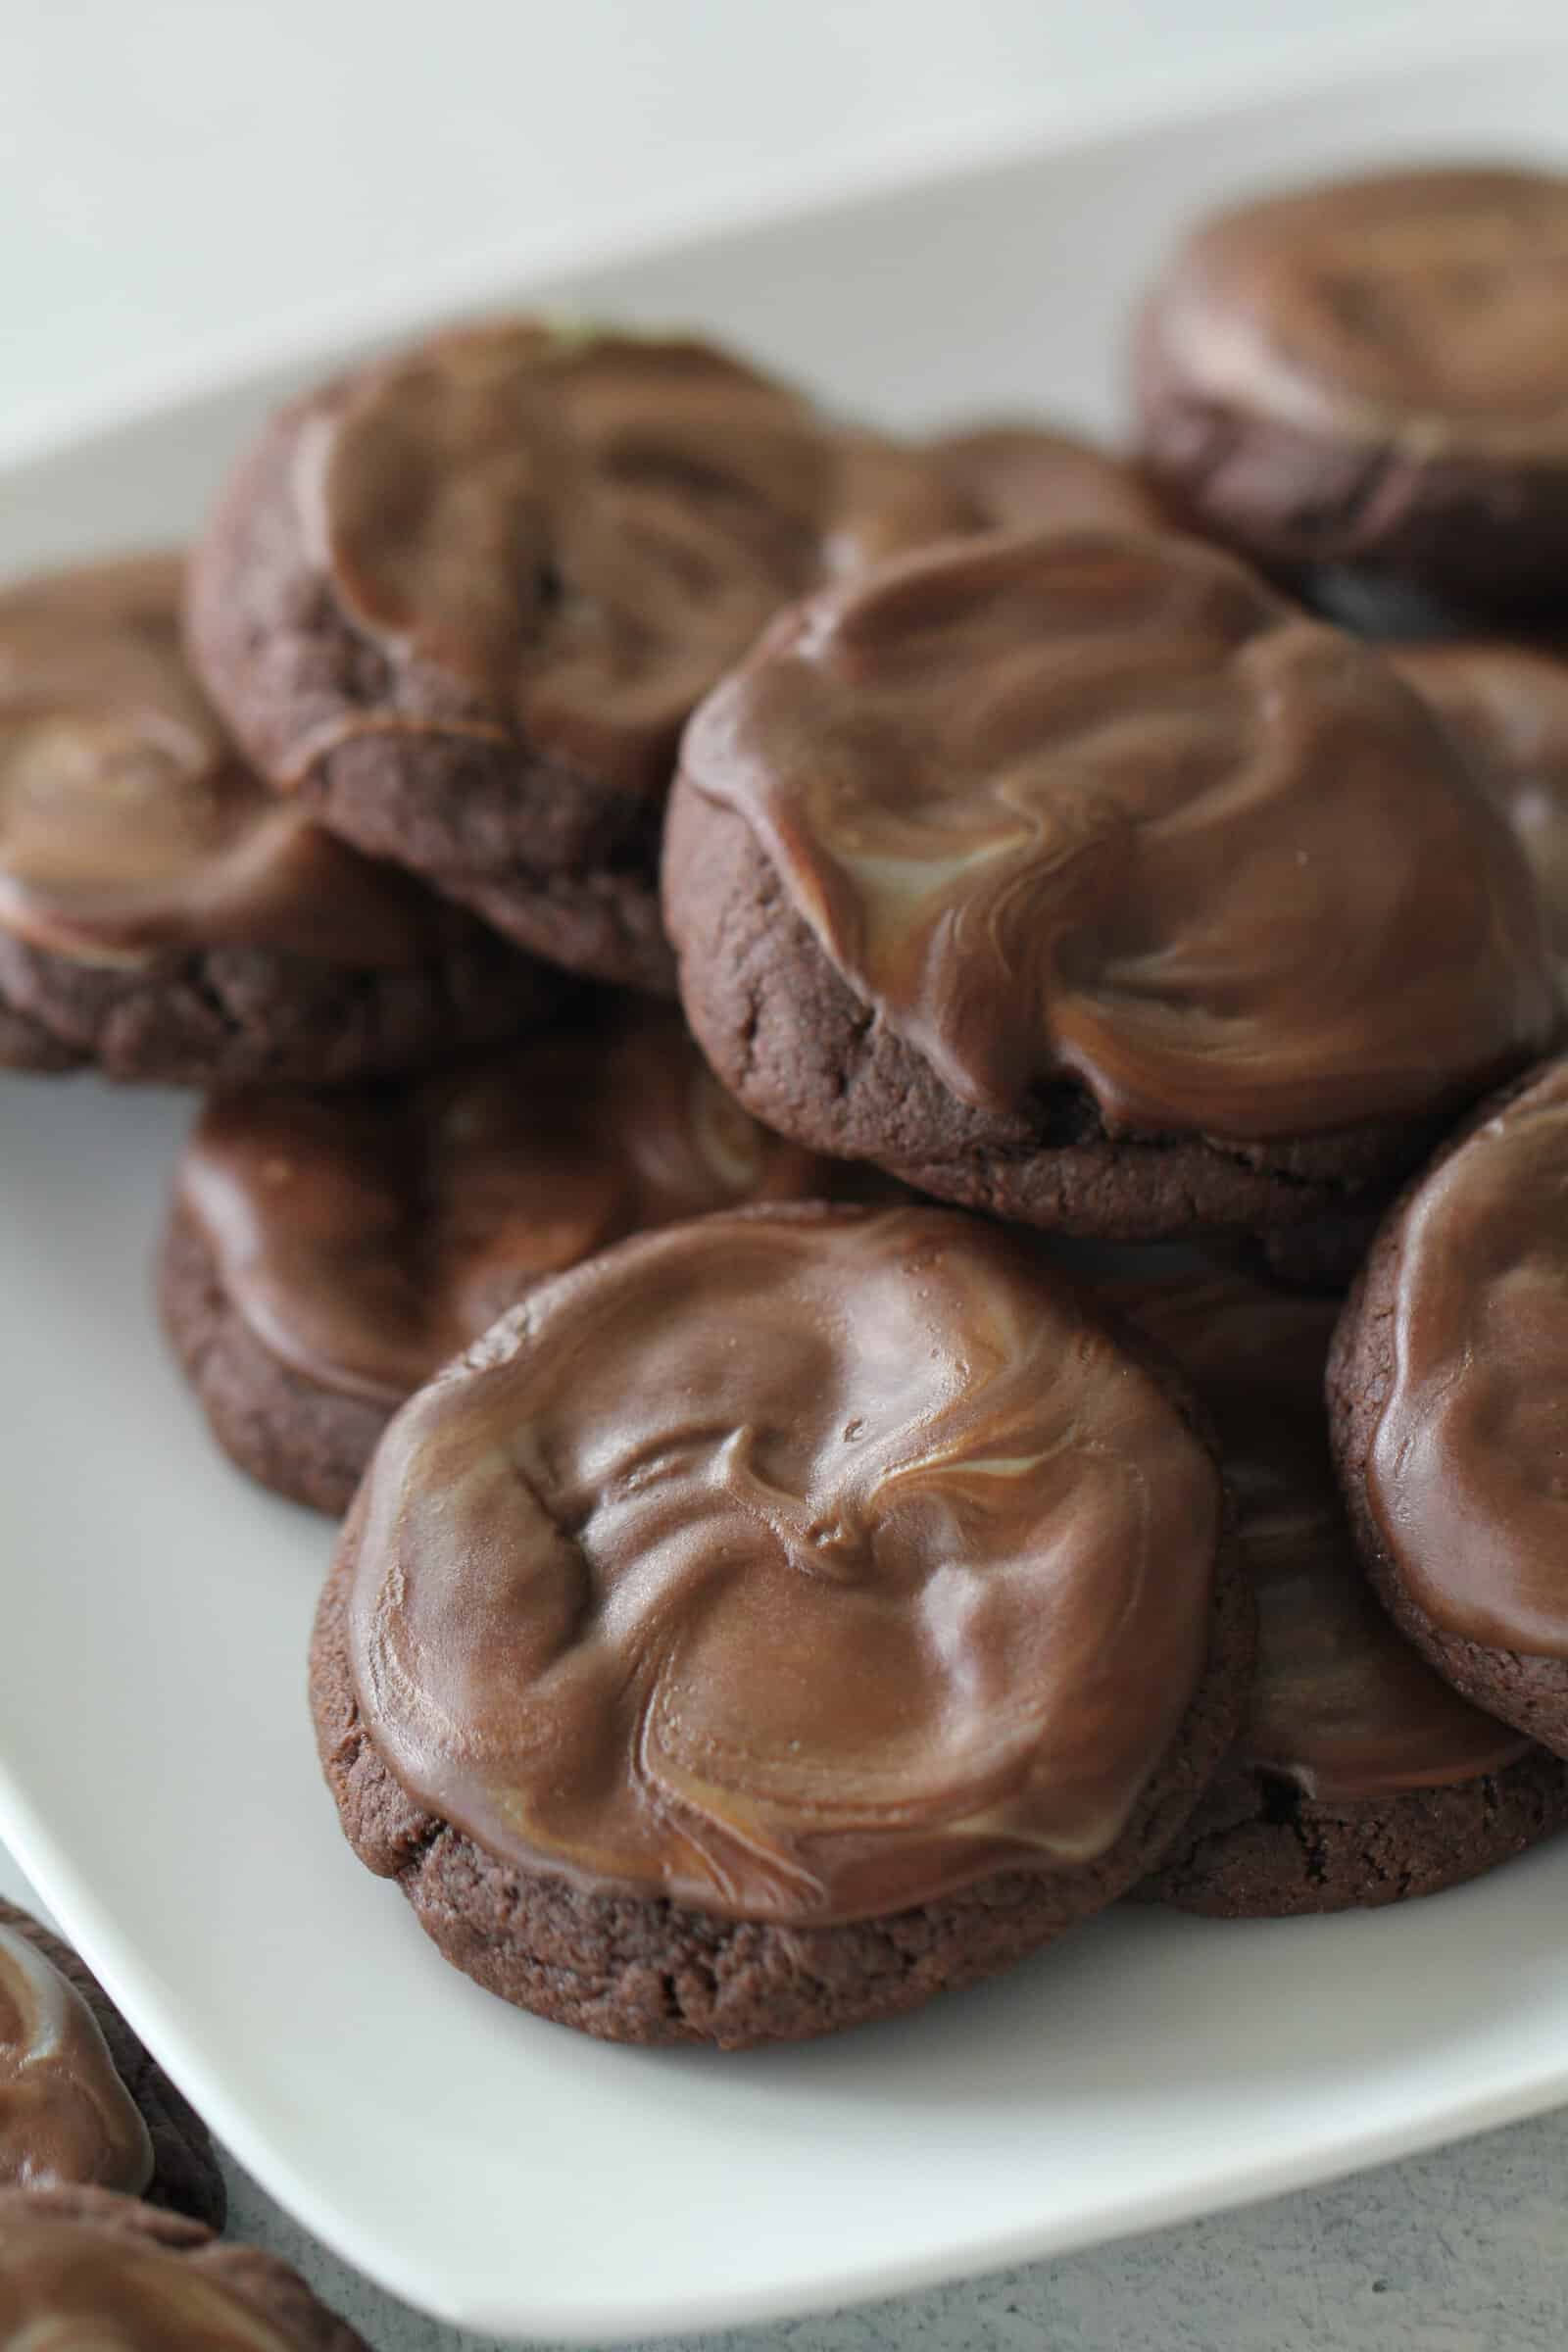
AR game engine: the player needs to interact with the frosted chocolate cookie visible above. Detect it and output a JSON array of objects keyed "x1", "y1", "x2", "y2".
[
  {"x1": 186, "y1": 323, "x2": 975, "y2": 993},
  {"x1": 1392, "y1": 638, "x2": 1568, "y2": 992},
  {"x1": 931, "y1": 423, "x2": 1170, "y2": 533},
  {"x1": 1120, "y1": 1279, "x2": 1567, "y2": 1916},
  {"x1": 0, "y1": 553, "x2": 559, "y2": 1088},
  {"x1": 1135, "y1": 166, "x2": 1568, "y2": 618},
  {"x1": 0, "y1": 2186, "x2": 368, "y2": 2350},
  {"x1": 162, "y1": 1004, "x2": 845, "y2": 1515},
  {"x1": 1330, "y1": 1056, "x2": 1568, "y2": 1759},
  {"x1": 311, "y1": 1202, "x2": 1250, "y2": 2046},
  {"x1": 0, "y1": 1902, "x2": 222, "y2": 2223},
  {"x1": 664, "y1": 530, "x2": 1556, "y2": 1239}
]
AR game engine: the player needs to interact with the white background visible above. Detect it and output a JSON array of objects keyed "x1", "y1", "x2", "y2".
[
  {"x1": 4, "y1": 5, "x2": 1566, "y2": 2347},
  {"x1": 4, "y1": 0, "x2": 1564, "y2": 463}
]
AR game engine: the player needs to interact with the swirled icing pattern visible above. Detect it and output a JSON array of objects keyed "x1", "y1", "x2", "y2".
[
  {"x1": 0, "y1": 1928, "x2": 152, "y2": 2194},
  {"x1": 1370, "y1": 1056, "x2": 1568, "y2": 1660},
  {"x1": 1142, "y1": 168, "x2": 1568, "y2": 456},
  {"x1": 1393, "y1": 639, "x2": 1568, "y2": 989},
  {"x1": 680, "y1": 530, "x2": 1555, "y2": 1140},
  {"x1": 346, "y1": 1203, "x2": 1222, "y2": 1924},
  {"x1": 300, "y1": 321, "x2": 977, "y2": 798},
  {"x1": 179, "y1": 1006, "x2": 836, "y2": 1403},
  {"x1": 1121, "y1": 1275, "x2": 1529, "y2": 1798},
  {"x1": 0, "y1": 555, "x2": 442, "y2": 968}
]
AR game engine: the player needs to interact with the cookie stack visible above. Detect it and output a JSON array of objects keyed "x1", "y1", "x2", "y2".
[
  {"x1": 0, "y1": 1903, "x2": 372, "y2": 2344},
  {"x1": 7, "y1": 164, "x2": 1568, "y2": 2092}
]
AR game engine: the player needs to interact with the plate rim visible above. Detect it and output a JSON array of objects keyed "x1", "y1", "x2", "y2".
[
  {"x1": 3, "y1": 1761, "x2": 1567, "y2": 2340},
  {"x1": 6, "y1": 34, "x2": 1568, "y2": 2335},
  {"x1": 1, "y1": 11, "x2": 1564, "y2": 479}
]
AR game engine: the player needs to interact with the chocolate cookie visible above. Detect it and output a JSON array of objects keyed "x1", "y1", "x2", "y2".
[
  {"x1": 0, "y1": 2186, "x2": 368, "y2": 2349},
  {"x1": 186, "y1": 323, "x2": 976, "y2": 993},
  {"x1": 664, "y1": 530, "x2": 1556, "y2": 1240},
  {"x1": 1135, "y1": 166, "x2": 1568, "y2": 619},
  {"x1": 1116, "y1": 1277, "x2": 1568, "y2": 1916},
  {"x1": 1329, "y1": 1056, "x2": 1568, "y2": 1759},
  {"x1": 0, "y1": 553, "x2": 561, "y2": 1088},
  {"x1": 0, "y1": 1903, "x2": 222, "y2": 2223},
  {"x1": 311, "y1": 1201, "x2": 1250, "y2": 2047},
  {"x1": 931, "y1": 423, "x2": 1170, "y2": 533},
  {"x1": 161, "y1": 1002, "x2": 849, "y2": 1515},
  {"x1": 1392, "y1": 638, "x2": 1568, "y2": 993},
  {"x1": 1235, "y1": 1207, "x2": 1384, "y2": 1296}
]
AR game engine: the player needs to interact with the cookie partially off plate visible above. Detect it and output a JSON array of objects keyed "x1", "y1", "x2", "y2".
[{"x1": 3, "y1": 33, "x2": 1568, "y2": 2341}]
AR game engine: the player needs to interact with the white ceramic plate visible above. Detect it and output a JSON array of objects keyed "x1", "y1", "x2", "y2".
[{"x1": 4, "y1": 39, "x2": 1568, "y2": 2344}]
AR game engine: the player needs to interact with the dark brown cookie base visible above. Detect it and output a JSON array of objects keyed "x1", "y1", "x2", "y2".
[
  {"x1": 1139, "y1": 1746, "x2": 1568, "y2": 1917},
  {"x1": 0, "y1": 2186, "x2": 368, "y2": 2350},
  {"x1": 0, "y1": 913, "x2": 561, "y2": 1092},
  {"x1": 0, "y1": 996, "x2": 82, "y2": 1075},
  {"x1": 441, "y1": 840, "x2": 673, "y2": 997},
  {"x1": 1328, "y1": 1073, "x2": 1568, "y2": 1759},
  {"x1": 0, "y1": 1904, "x2": 223, "y2": 2225},
  {"x1": 1210, "y1": 1201, "x2": 1384, "y2": 1297},
  {"x1": 1134, "y1": 328, "x2": 1568, "y2": 623},
  {"x1": 159, "y1": 1208, "x2": 386, "y2": 1517},
  {"x1": 185, "y1": 389, "x2": 674, "y2": 995},
  {"x1": 662, "y1": 784, "x2": 1447, "y2": 1244},
  {"x1": 309, "y1": 1519, "x2": 1253, "y2": 2049}
]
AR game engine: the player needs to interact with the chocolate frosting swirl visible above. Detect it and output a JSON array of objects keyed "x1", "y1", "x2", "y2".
[
  {"x1": 1121, "y1": 1274, "x2": 1528, "y2": 1798},
  {"x1": 345, "y1": 1203, "x2": 1222, "y2": 1924},
  {"x1": 932, "y1": 425, "x2": 1170, "y2": 534},
  {"x1": 679, "y1": 530, "x2": 1556, "y2": 1140},
  {"x1": 296, "y1": 321, "x2": 975, "y2": 798},
  {"x1": 0, "y1": 2213, "x2": 293, "y2": 2349},
  {"x1": 1144, "y1": 166, "x2": 1568, "y2": 457},
  {"x1": 1369, "y1": 1056, "x2": 1568, "y2": 1659},
  {"x1": 0, "y1": 554, "x2": 445, "y2": 969},
  {"x1": 178, "y1": 1005, "x2": 835, "y2": 1404},
  {"x1": 0, "y1": 1928, "x2": 152, "y2": 2195},
  {"x1": 1393, "y1": 639, "x2": 1568, "y2": 989}
]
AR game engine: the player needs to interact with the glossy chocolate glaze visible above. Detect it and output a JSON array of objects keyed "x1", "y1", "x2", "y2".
[
  {"x1": 680, "y1": 529, "x2": 1555, "y2": 1141},
  {"x1": 1394, "y1": 638, "x2": 1568, "y2": 987},
  {"x1": 292, "y1": 321, "x2": 976, "y2": 798},
  {"x1": 0, "y1": 1929, "x2": 153, "y2": 2195},
  {"x1": 1143, "y1": 166, "x2": 1568, "y2": 456},
  {"x1": 0, "y1": 554, "x2": 443, "y2": 968},
  {"x1": 0, "y1": 2211, "x2": 292, "y2": 2348},
  {"x1": 1370, "y1": 1057, "x2": 1568, "y2": 1660},
  {"x1": 1123, "y1": 1274, "x2": 1529, "y2": 1798},
  {"x1": 344, "y1": 1203, "x2": 1222, "y2": 1924},
  {"x1": 178, "y1": 1004, "x2": 836, "y2": 1404}
]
